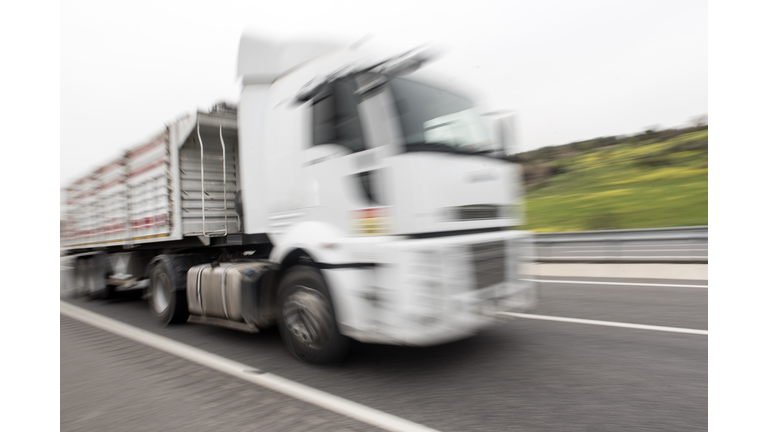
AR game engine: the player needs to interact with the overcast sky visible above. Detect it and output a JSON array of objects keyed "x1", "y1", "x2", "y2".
[{"x1": 60, "y1": 0, "x2": 707, "y2": 185}]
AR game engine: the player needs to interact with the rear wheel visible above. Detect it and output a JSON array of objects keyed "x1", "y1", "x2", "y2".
[
  {"x1": 86, "y1": 253, "x2": 112, "y2": 300},
  {"x1": 74, "y1": 258, "x2": 89, "y2": 297},
  {"x1": 149, "y1": 257, "x2": 189, "y2": 325},
  {"x1": 277, "y1": 265, "x2": 349, "y2": 364}
]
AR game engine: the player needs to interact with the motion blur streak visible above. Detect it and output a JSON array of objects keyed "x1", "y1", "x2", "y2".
[{"x1": 60, "y1": 301, "x2": 441, "y2": 432}]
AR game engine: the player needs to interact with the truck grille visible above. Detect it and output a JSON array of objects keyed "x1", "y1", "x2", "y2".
[
  {"x1": 452, "y1": 205, "x2": 500, "y2": 221},
  {"x1": 472, "y1": 241, "x2": 506, "y2": 289}
]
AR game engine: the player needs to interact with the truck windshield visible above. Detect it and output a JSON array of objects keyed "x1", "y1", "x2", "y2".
[{"x1": 388, "y1": 78, "x2": 496, "y2": 155}]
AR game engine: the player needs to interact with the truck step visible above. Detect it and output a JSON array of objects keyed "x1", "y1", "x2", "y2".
[
  {"x1": 187, "y1": 315, "x2": 260, "y2": 333},
  {"x1": 201, "y1": 230, "x2": 228, "y2": 237}
]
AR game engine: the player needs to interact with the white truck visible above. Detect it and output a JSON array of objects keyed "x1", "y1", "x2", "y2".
[{"x1": 61, "y1": 33, "x2": 536, "y2": 364}]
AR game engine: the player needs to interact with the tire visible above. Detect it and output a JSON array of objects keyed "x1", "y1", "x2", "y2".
[
  {"x1": 277, "y1": 265, "x2": 349, "y2": 364},
  {"x1": 74, "y1": 258, "x2": 89, "y2": 297},
  {"x1": 149, "y1": 257, "x2": 189, "y2": 325},
  {"x1": 86, "y1": 253, "x2": 111, "y2": 300}
]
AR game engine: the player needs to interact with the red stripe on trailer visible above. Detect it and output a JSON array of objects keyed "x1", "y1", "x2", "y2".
[
  {"x1": 101, "y1": 221, "x2": 127, "y2": 234},
  {"x1": 65, "y1": 216, "x2": 167, "y2": 240},
  {"x1": 73, "y1": 175, "x2": 92, "y2": 186},
  {"x1": 70, "y1": 177, "x2": 125, "y2": 202},
  {"x1": 98, "y1": 178, "x2": 125, "y2": 191},
  {"x1": 68, "y1": 135, "x2": 160, "y2": 191},
  {"x1": 71, "y1": 220, "x2": 135, "y2": 238},
  {"x1": 96, "y1": 159, "x2": 123, "y2": 175},
  {"x1": 130, "y1": 213, "x2": 167, "y2": 229},
  {"x1": 71, "y1": 189, "x2": 95, "y2": 203},
  {"x1": 129, "y1": 159, "x2": 166, "y2": 177},
  {"x1": 74, "y1": 173, "x2": 98, "y2": 185},
  {"x1": 127, "y1": 135, "x2": 165, "y2": 159}
]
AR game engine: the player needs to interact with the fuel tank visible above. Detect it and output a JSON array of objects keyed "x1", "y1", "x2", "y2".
[{"x1": 186, "y1": 262, "x2": 272, "y2": 324}]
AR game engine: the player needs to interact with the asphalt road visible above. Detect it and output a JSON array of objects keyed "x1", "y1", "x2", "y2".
[{"x1": 60, "y1": 275, "x2": 707, "y2": 432}]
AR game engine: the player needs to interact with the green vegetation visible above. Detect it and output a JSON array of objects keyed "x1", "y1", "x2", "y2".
[{"x1": 514, "y1": 126, "x2": 708, "y2": 232}]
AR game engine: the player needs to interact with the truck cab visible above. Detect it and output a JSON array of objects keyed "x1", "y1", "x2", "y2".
[{"x1": 236, "y1": 34, "x2": 535, "y2": 361}]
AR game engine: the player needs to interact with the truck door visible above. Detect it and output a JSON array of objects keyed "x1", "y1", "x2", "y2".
[{"x1": 301, "y1": 75, "x2": 400, "y2": 236}]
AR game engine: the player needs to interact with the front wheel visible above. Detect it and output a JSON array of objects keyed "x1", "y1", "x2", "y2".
[{"x1": 277, "y1": 266, "x2": 349, "y2": 364}]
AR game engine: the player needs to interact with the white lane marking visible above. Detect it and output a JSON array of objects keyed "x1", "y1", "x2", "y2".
[
  {"x1": 549, "y1": 249, "x2": 707, "y2": 253},
  {"x1": 498, "y1": 312, "x2": 708, "y2": 335},
  {"x1": 522, "y1": 279, "x2": 708, "y2": 288},
  {"x1": 529, "y1": 256, "x2": 707, "y2": 259},
  {"x1": 60, "y1": 301, "x2": 439, "y2": 432},
  {"x1": 546, "y1": 243, "x2": 708, "y2": 248}
]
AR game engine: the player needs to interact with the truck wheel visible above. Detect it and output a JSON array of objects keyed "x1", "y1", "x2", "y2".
[
  {"x1": 74, "y1": 258, "x2": 89, "y2": 297},
  {"x1": 149, "y1": 258, "x2": 189, "y2": 325},
  {"x1": 86, "y1": 253, "x2": 112, "y2": 300},
  {"x1": 277, "y1": 265, "x2": 349, "y2": 364}
]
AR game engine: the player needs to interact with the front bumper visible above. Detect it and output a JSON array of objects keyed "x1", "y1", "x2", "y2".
[{"x1": 322, "y1": 230, "x2": 537, "y2": 346}]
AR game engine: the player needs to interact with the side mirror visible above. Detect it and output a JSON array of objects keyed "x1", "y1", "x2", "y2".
[
  {"x1": 496, "y1": 113, "x2": 519, "y2": 157},
  {"x1": 482, "y1": 110, "x2": 521, "y2": 161}
]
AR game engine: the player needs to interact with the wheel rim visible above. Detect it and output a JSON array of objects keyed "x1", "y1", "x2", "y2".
[
  {"x1": 283, "y1": 286, "x2": 334, "y2": 350},
  {"x1": 152, "y1": 272, "x2": 171, "y2": 314}
]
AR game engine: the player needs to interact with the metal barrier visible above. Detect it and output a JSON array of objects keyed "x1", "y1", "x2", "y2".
[{"x1": 532, "y1": 226, "x2": 708, "y2": 264}]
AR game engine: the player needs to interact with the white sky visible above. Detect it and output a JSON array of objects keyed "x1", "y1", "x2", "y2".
[{"x1": 60, "y1": 0, "x2": 707, "y2": 185}]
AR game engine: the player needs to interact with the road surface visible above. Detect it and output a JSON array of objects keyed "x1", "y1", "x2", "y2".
[{"x1": 61, "y1": 275, "x2": 707, "y2": 431}]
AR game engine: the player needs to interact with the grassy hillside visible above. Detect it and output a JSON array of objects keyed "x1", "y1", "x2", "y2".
[{"x1": 516, "y1": 127, "x2": 708, "y2": 232}]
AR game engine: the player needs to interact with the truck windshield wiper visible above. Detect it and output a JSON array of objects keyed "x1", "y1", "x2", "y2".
[
  {"x1": 404, "y1": 142, "x2": 464, "y2": 154},
  {"x1": 404, "y1": 142, "x2": 505, "y2": 159}
]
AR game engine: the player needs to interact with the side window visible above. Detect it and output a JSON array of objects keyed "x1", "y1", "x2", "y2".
[{"x1": 311, "y1": 79, "x2": 365, "y2": 153}]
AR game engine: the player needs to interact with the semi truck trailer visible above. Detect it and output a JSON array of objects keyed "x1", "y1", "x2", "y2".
[{"x1": 61, "y1": 33, "x2": 536, "y2": 364}]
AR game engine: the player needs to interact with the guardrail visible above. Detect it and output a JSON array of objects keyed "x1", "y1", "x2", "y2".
[{"x1": 532, "y1": 226, "x2": 708, "y2": 264}]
